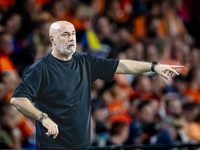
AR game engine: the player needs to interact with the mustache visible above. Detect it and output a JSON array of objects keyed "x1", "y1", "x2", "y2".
[{"x1": 67, "y1": 43, "x2": 75, "y2": 46}]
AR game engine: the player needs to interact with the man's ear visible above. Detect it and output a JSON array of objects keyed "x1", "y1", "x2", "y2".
[{"x1": 50, "y1": 36, "x2": 56, "y2": 45}]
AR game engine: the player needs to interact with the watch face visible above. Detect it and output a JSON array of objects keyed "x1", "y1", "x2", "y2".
[
  {"x1": 39, "y1": 113, "x2": 48, "y2": 122},
  {"x1": 43, "y1": 113, "x2": 48, "y2": 118}
]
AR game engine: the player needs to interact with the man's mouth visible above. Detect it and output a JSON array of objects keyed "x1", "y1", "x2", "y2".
[{"x1": 68, "y1": 44, "x2": 74, "y2": 47}]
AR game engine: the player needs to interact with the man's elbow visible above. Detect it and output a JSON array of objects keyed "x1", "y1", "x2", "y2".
[
  {"x1": 115, "y1": 60, "x2": 126, "y2": 74},
  {"x1": 10, "y1": 97, "x2": 19, "y2": 106}
]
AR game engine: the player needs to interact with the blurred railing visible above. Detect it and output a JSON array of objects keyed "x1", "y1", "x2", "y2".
[{"x1": 1, "y1": 144, "x2": 200, "y2": 150}]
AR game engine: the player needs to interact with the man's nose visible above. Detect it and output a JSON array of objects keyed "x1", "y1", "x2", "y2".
[{"x1": 68, "y1": 35, "x2": 74, "y2": 42}]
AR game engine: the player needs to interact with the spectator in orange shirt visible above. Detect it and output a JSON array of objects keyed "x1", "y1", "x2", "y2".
[
  {"x1": 0, "y1": 32, "x2": 17, "y2": 72},
  {"x1": 182, "y1": 103, "x2": 200, "y2": 143},
  {"x1": 0, "y1": 33, "x2": 20, "y2": 103},
  {"x1": 160, "y1": 0, "x2": 187, "y2": 38},
  {"x1": 185, "y1": 67, "x2": 200, "y2": 103},
  {"x1": 187, "y1": 112, "x2": 200, "y2": 143}
]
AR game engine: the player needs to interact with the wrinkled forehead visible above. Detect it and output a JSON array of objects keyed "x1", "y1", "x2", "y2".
[
  {"x1": 50, "y1": 22, "x2": 75, "y2": 36},
  {"x1": 59, "y1": 24, "x2": 75, "y2": 33}
]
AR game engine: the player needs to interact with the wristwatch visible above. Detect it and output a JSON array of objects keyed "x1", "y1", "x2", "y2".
[
  {"x1": 38, "y1": 113, "x2": 48, "y2": 122},
  {"x1": 151, "y1": 61, "x2": 158, "y2": 72}
]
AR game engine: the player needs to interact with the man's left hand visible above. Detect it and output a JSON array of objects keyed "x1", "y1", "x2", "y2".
[{"x1": 154, "y1": 64, "x2": 183, "y2": 81}]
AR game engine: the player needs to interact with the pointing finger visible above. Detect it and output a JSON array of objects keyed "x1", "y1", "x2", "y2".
[{"x1": 170, "y1": 65, "x2": 183, "y2": 69}]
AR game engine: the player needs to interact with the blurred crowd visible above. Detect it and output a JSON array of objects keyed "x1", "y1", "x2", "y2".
[{"x1": 0, "y1": 0, "x2": 200, "y2": 149}]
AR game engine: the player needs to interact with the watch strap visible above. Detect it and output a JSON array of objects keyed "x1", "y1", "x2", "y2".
[
  {"x1": 38, "y1": 113, "x2": 48, "y2": 122},
  {"x1": 151, "y1": 61, "x2": 158, "y2": 72}
]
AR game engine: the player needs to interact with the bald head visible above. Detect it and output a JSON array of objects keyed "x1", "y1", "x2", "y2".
[
  {"x1": 49, "y1": 21, "x2": 76, "y2": 57},
  {"x1": 49, "y1": 21, "x2": 74, "y2": 36}
]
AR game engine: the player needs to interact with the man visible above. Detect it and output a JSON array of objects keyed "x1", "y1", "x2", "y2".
[{"x1": 11, "y1": 21, "x2": 182, "y2": 150}]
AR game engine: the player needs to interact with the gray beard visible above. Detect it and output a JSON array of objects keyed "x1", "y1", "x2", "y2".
[{"x1": 57, "y1": 44, "x2": 76, "y2": 56}]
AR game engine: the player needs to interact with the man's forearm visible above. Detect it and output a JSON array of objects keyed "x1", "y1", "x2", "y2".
[
  {"x1": 115, "y1": 60, "x2": 151, "y2": 74},
  {"x1": 10, "y1": 97, "x2": 42, "y2": 120}
]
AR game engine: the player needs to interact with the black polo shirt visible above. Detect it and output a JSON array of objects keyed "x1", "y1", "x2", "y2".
[{"x1": 12, "y1": 51, "x2": 119, "y2": 149}]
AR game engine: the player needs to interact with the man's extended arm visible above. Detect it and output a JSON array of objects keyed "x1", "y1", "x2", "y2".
[
  {"x1": 10, "y1": 97, "x2": 59, "y2": 139},
  {"x1": 115, "y1": 60, "x2": 182, "y2": 80}
]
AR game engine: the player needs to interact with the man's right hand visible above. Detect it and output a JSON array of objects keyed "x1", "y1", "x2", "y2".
[{"x1": 41, "y1": 118, "x2": 59, "y2": 139}]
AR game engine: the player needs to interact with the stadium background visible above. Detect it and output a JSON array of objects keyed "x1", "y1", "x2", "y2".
[{"x1": 0, "y1": 0, "x2": 200, "y2": 149}]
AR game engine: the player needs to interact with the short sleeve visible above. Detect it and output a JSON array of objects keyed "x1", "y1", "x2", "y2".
[
  {"x1": 12, "y1": 67, "x2": 42, "y2": 102},
  {"x1": 87, "y1": 54, "x2": 119, "y2": 83}
]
